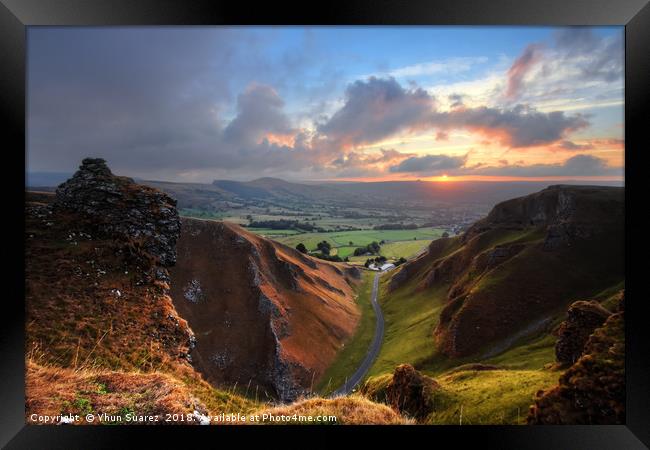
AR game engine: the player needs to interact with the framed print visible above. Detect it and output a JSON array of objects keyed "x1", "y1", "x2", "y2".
[{"x1": 2, "y1": 0, "x2": 649, "y2": 448}]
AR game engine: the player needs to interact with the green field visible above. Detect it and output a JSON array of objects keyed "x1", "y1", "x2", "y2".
[
  {"x1": 274, "y1": 228, "x2": 442, "y2": 249},
  {"x1": 380, "y1": 240, "x2": 431, "y2": 259},
  {"x1": 265, "y1": 228, "x2": 443, "y2": 263},
  {"x1": 317, "y1": 271, "x2": 377, "y2": 396}
]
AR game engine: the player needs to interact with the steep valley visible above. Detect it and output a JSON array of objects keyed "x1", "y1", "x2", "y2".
[
  {"x1": 24, "y1": 159, "x2": 626, "y2": 426},
  {"x1": 24, "y1": 159, "x2": 395, "y2": 424}
]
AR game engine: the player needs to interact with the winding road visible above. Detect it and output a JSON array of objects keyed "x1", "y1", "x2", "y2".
[{"x1": 330, "y1": 271, "x2": 385, "y2": 396}]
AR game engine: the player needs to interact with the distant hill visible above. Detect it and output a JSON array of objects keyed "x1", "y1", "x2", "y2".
[
  {"x1": 333, "y1": 180, "x2": 609, "y2": 205},
  {"x1": 212, "y1": 177, "x2": 624, "y2": 206},
  {"x1": 28, "y1": 170, "x2": 622, "y2": 211},
  {"x1": 212, "y1": 177, "x2": 367, "y2": 204}
]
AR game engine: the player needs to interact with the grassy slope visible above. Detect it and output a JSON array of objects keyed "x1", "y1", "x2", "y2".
[
  {"x1": 362, "y1": 368, "x2": 559, "y2": 425},
  {"x1": 361, "y1": 226, "x2": 623, "y2": 424},
  {"x1": 25, "y1": 206, "x2": 257, "y2": 421},
  {"x1": 255, "y1": 396, "x2": 410, "y2": 425},
  {"x1": 369, "y1": 278, "x2": 449, "y2": 378},
  {"x1": 316, "y1": 271, "x2": 377, "y2": 395}
]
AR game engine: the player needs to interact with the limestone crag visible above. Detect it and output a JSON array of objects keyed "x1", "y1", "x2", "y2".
[{"x1": 54, "y1": 158, "x2": 181, "y2": 266}]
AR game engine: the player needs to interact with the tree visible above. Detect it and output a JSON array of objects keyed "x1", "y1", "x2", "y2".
[
  {"x1": 442, "y1": 231, "x2": 450, "y2": 238},
  {"x1": 349, "y1": 241, "x2": 354, "y2": 246},
  {"x1": 296, "y1": 243, "x2": 308, "y2": 254},
  {"x1": 364, "y1": 259, "x2": 372, "y2": 268},
  {"x1": 317, "y1": 240, "x2": 331, "y2": 255}
]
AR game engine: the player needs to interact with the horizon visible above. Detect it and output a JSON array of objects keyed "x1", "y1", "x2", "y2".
[
  {"x1": 25, "y1": 169, "x2": 625, "y2": 188},
  {"x1": 28, "y1": 26, "x2": 624, "y2": 184}
]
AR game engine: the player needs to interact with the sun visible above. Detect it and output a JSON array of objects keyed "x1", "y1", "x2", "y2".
[{"x1": 440, "y1": 174, "x2": 449, "y2": 181}]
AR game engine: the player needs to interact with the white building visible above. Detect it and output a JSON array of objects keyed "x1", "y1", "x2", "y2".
[{"x1": 380, "y1": 263, "x2": 395, "y2": 271}]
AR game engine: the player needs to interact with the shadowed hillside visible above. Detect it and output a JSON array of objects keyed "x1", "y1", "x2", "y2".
[
  {"x1": 169, "y1": 218, "x2": 361, "y2": 401},
  {"x1": 388, "y1": 185, "x2": 624, "y2": 358}
]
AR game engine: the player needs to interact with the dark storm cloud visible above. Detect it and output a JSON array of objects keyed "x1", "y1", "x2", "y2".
[
  {"x1": 27, "y1": 28, "x2": 328, "y2": 179},
  {"x1": 317, "y1": 77, "x2": 435, "y2": 146},
  {"x1": 389, "y1": 153, "x2": 467, "y2": 174},
  {"x1": 431, "y1": 105, "x2": 590, "y2": 148}
]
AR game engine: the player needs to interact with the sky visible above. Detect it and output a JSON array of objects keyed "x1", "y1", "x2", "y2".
[{"x1": 27, "y1": 26, "x2": 625, "y2": 183}]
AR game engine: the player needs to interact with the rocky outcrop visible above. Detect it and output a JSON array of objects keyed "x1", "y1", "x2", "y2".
[
  {"x1": 26, "y1": 159, "x2": 195, "y2": 375},
  {"x1": 385, "y1": 364, "x2": 440, "y2": 420},
  {"x1": 528, "y1": 292, "x2": 625, "y2": 424},
  {"x1": 54, "y1": 158, "x2": 181, "y2": 267},
  {"x1": 554, "y1": 300, "x2": 612, "y2": 366}
]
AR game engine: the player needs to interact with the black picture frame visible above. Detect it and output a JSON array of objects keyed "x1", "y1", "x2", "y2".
[{"x1": 2, "y1": 0, "x2": 648, "y2": 448}]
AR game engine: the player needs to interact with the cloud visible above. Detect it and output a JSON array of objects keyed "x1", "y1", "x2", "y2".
[
  {"x1": 557, "y1": 140, "x2": 595, "y2": 151},
  {"x1": 318, "y1": 77, "x2": 589, "y2": 150},
  {"x1": 435, "y1": 131, "x2": 449, "y2": 141},
  {"x1": 389, "y1": 153, "x2": 467, "y2": 174},
  {"x1": 223, "y1": 84, "x2": 294, "y2": 146},
  {"x1": 448, "y1": 94, "x2": 464, "y2": 108},
  {"x1": 501, "y1": 28, "x2": 624, "y2": 110},
  {"x1": 469, "y1": 154, "x2": 621, "y2": 177},
  {"x1": 505, "y1": 44, "x2": 543, "y2": 100},
  {"x1": 387, "y1": 56, "x2": 488, "y2": 78},
  {"x1": 553, "y1": 28, "x2": 623, "y2": 82},
  {"x1": 27, "y1": 28, "x2": 622, "y2": 182},
  {"x1": 317, "y1": 77, "x2": 435, "y2": 147},
  {"x1": 430, "y1": 104, "x2": 589, "y2": 147}
]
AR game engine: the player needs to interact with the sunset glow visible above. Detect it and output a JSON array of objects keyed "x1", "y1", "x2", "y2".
[{"x1": 27, "y1": 27, "x2": 624, "y2": 184}]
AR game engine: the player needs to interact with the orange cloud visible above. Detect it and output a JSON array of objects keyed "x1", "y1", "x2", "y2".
[{"x1": 262, "y1": 133, "x2": 296, "y2": 147}]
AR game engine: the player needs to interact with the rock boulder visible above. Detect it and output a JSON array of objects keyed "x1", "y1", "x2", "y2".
[{"x1": 555, "y1": 300, "x2": 611, "y2": 366}]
